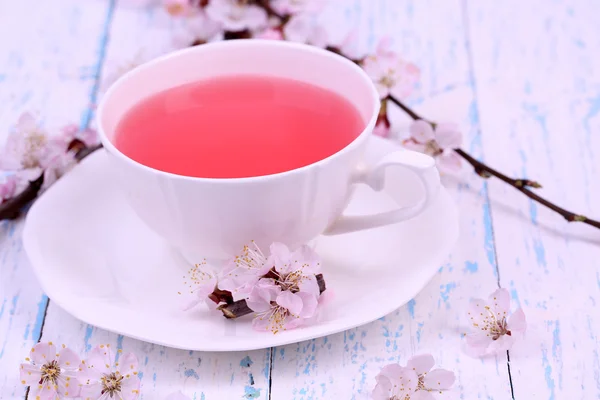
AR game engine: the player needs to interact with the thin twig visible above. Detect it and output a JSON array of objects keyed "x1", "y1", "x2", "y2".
[{"x1": 388, "y1": 95, "x2": 600, "y2": 229}]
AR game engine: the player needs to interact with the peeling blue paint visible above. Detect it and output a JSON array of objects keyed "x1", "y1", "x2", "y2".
[
  {"x1": 464, "y1": 261, "x2": 478, "y2": 273},
  {"x1": 533, "y1": 239, "x2": 547, "y2": 270},
  {"x1": 83, "y1": 325, "x2": 94, "y2": 351},
  {"x1": 31, "y1": 295, "x2": 48, "y2": 342},
  {"x1": 407, "y1": 299, "x2": 416, "y2": 319},
  {"x1": 240, "y1": 355, "x2": 253, "y2": 368},
  {"x1": 243, "y1": 386, "x2": 261, "y2": 399},
  {"x1": 184, "y1": 369, "x2": 199, "y2": 380},
  {"x1": 542, "y1": 349, "x2": 556, "y2": 400}
]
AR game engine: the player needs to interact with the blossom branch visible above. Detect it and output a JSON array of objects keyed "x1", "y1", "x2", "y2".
[
  {"x1": 0, "y1": 142, "x2": 103, "y2": 222},
  {"x1": 388, "y1": 95, "x2": 600, "y2": 229}
]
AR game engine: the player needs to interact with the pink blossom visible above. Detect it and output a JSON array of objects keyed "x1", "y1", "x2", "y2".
[
  {"x1": 271, "y1": 0, "x2": 327, "y2": 14},
  {"x1": 19, "y1": 342, "x2": 81, "y2": 399},
  {"x1": 256, "y1": 27, "x2": 284, "y2": 40},
  {"x1": 181, "y1": 260, "x2": 218, "y2": 310},
  {"x1": 373, "y1": 123, "x2": 391, "y2": 138},
  {"x1": 268, "y1": 242, "x2": 322, "y2": 296},
  {"x1": 78, "y1": 344, "x2": 141, "y2": 400},
  {"x1": 0, "y1": 113, "x2": 50, "y2": 172},
  {"x1": 248, "y1": 284, "x2": 318, "y2": 333},
  {"x1": 372, "y1": 354, "x2": 455, "y2": 400},
  {"x1": 0, "y1": 176, "x2": 17, "y2": 202},
  {"x1": 371, "y1": 364, "x2": 418, "y2": 400},
  {"x1": 361, "y1": 38, "x2": 420, "y2": 99},
  {"x1": 217, "y1": 242, "x2": 272, "y2": 301},
  {"x1": 337, "y1": 29, "x2": 368, "y2": 60},
  {"x1": 283, "y1": 14, "x2": 328, "y2": 48},
  {"x1": 205, "y1": 0, "x2": 268, "y2": 32},
  {"x1": 403, "y1": 120, "x2": 463, "y2": 173},
  {"x1": 466, "y1": 288, "x2": 527, "y2": 357},
  {"x1": 40, "y1": 151, "x2": 77, "y2": 191}
]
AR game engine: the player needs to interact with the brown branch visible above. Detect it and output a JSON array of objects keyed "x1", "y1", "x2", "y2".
[
  {"x1": 0, "y1": 143, "x2": 103, "y2": 222},
  {"x1": 387, "y1": 94, "x2": 600, "y2": 229}
]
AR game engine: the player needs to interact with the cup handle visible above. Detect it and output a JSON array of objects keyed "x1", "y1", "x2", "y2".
[{"x1": 324, "y1": 150, "x2": 441, "y2": 235}]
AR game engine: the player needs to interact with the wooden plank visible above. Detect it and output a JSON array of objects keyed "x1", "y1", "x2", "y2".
[
  {"x1": 269, "y1": 0, "x2": 513, "y2": 398},
  {"x1": 0, "y1": 0, "x2": 113, "y2": 397},
  {"x1": 36, "y1": 2, "x2": 273, "y2": 399},
  {"x1": 467, "y1": 0, "x2": 600, "y2": 398}
]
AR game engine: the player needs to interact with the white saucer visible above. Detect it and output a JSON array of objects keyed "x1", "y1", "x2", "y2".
[{"x1": 23, "y1": 136, "x2": 458, "y2": 351}]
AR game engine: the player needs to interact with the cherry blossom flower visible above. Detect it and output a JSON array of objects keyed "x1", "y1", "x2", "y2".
[
  {"x1": 271, "y1": 0, "x2": 327, "y2": 14},
  {"x1": 0, "y1": 175, "x2": 17, "y2": 202},
  {"x1": 407, "y1": 354, "x2": 455, "y2": 396},
  {"x1": 337, "y1": 29, "x2": 367, "y2": 61},
  {"x1": 181, "y1": 260, "x2": 218, "y2": 310},
  {"x1": 256, "y1": 27, "x2": 284, "y2": 40},
  {"x1": 217, "y1": 241, "x2": 272, "y2": 301},
  {"x1": 0, "y1": 113, "x2": 51, "y2": 172},
  {"x1": 403, "y1": 120, "x2": 463, "y2": 172},
  {"x1": 59, "y1": 124, "x2": 99, "y2": 148},
  {"x1": 283, "y1": 14, "x2": 328, "y2": 48},
  {"x1": 247, "y1": 281, "x2": 319, "y2": 333},
  {"x1": 465, "y1": 288, "x2": 527, "y2": 357},
  {"x1": 245, "y1": 243, "x2": 323, "y2": 333},
  {"x1": 205, "y1": 0, "x2": 268, "y2": 32},
  {"x1": 371, "y1": 364, "x2": 418, "y2": 400},
  {"x1": 361, "y1": 38, "x2": 420, "y2": 99},
  {"x1": 372, "y1": 355, "x2": 455, "y2": 399},
  {"x1": 19, "y1": 342, "x2": 81, "y2": 399},
  {"x1": 78, "y1": 344, "x2": 141, "y2": 400}
]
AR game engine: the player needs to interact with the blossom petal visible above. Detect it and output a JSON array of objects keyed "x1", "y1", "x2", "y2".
[
  {"x1": 30, "y1": 342, "x2": 57, "y2": 365},
  {"x1": 436, "y1": 151, "x2": 462, "y2": 173},
  {"x1": 31, "y1": 380, "x2": 59, "y2": 400},
  {"x1": 276, "y1": 291, "x2": 303, "y2": 316},
  {"x1": 407, "y1": 354, "x2": 434, "y2": 376},
  {"x1": 488, "y1": 288, "x2": 511, "y2": 319},
  {"x1": 297, "y1": 292, "x2": 318, "y2": 318},
  {"x1": 373, "y1": 123, "x2": 391, "y2": 138},
  {"x1": 508, "y1": 308, "x2": 527, "y2": 334},
  {"x1": 247, "y1": 280, "x2": 280, "y2": 313},
  {"x1": 487, "y1": 332, "x2": 516, "y2": 353},
  {"x1": 371, "y1": 379, "x2": 392, "y2": 400},
  {"x1": 56, "y1": 347, "x2": 80, "y2": 370},
  {"x1": 79, "y1": 382, "x2": 103, "y2": 399},
  {"x1": 270, "y1": 242, "x2": 293, "y2": 274},
  {"x1": 466, "y1": 297, "x2": 490, "y2": 329},
  {"x1": 252, "y1": 314, "x2": 272, "y2": 331},
  {"x1": 412, "y1": 391, "x2": 436, "y2": 400},
  {"x1": 291, "y1": 245, "x2": 321, "y2": 274},
  {"x1": 378, "y1": 363, "x2": 405, "y2": 381},
  {"x1": 20, "y1": 363, "x2": 42, "y2": 385},
  {"x1": 409, "y1": 120, "x2": 435, "y2": 143},
  {"x1": 118, "y1": 352, "x2": 139, "y2": 375},
  {"x1": 82, "y1": 345, "x2": 113, "y2": 378},
  {"x1": 435, "y1": 123, "x2": 462, "y2": 149},
  {"x1": 57, "y1": 375, "x2": 80, "y2": 398},
  {"x1": 298, "y1": 275, "x2": 320, "y2": 297},
  {"x1": 465, "y1": 331, "x2": 493, "y2": 353},
  {"x1": 423, "y1": 368, "x2": 456, "y2": 390},
  {"x1": 120, "y1": 374, "x2": 141, "y2": 400}
]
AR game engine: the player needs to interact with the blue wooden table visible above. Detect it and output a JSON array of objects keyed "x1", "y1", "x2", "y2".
[{"x1": 1, "y1": 0, "x2": 599, "y2": 398}]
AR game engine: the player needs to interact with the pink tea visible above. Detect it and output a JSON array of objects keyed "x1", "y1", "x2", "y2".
[{"x1": 114, "y1": 74, "x2": 365, "y2": 178}]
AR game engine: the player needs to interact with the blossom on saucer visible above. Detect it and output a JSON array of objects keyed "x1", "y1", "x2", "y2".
[
  {"x1": 181, "y1": 260, "x2": 218, "y2": 310},
  {"x1": 268, "y1": 242, "x2": 322, "y2": 297},
  {"x1": 205, "y1": 0, "x2": 268, "y2": 32},
  {"x1": 59, "y1": 124, "x2": 99, "y2": 148},
  {"x1": 78, "y1": 344, "x2": 141, "y2": 400},
  {"x1": 19, "y1": 342, "x2": 81, "y2": 399},
  {"x1": 218, "y1": 241, "x2": 271, "y2": 301},
  {"x1": 361, "y1": 37, "x2": 420, "y2": 99},
  {"x1": 271, "y1": 0, "x2": 327, "y2": 14},
  {"x1": 248, "y1": 284, "x2": 318, "y2": 333},
  {"x1": 465, "y1": 288, "x2": 527, "y2": 357},
  {"x1": 283, "y1": 13, "x2": 328, "y2": 48},
  {"x1": 0, "y1": 175, "x2": 18, "y2": 202},
  {"x1": 371, "y1": 364, "x2": 418, "y2": 400},
  {"x1": 403, "y1": 120, "x2": 463, "y2": 172}
]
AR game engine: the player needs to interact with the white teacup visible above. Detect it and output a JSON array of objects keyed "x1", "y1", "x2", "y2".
[{"x1": 97, "y1": 40, "x2": 440, "y2": 262}]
